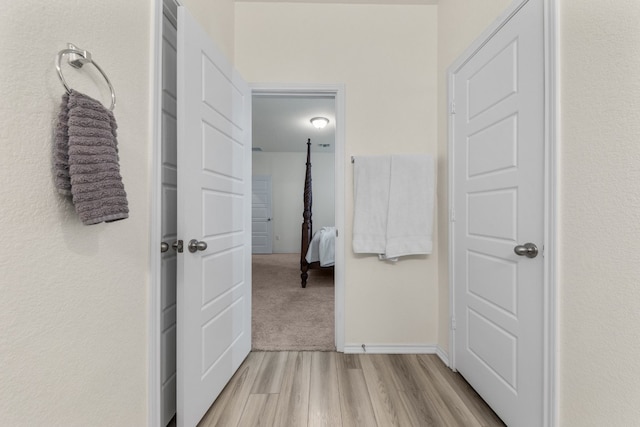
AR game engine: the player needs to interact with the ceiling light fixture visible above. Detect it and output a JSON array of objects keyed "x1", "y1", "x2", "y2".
[{"x1": 310, "y1": 117, "x2": 329, "y2": 129}]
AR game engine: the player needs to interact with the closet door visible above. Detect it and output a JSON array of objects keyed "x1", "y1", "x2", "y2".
[{"x1": 451, "y1": 0, "x2": 545, "y2": 425}]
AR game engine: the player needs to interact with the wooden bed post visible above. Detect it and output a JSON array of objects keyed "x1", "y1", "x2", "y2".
[{"x1": 300, "y1": 138, "x2": 312, "y2": 287}]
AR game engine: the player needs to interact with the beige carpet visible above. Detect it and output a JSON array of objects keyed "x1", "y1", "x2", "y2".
[{"x1": 252, "y1": 253, "x2": 335, "y2": 351}]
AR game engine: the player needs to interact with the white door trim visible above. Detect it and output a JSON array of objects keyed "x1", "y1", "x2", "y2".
[
  {"x1": 542, "y1": 1, "x2": 559, "y2": 425},
  {"x1": 150, "y1": 0, "x2": 180, "y2": 426},
  {"x1": 251, "y1": 83, "x2": 346, "y2": 352},
  {"x1": 447, "y1": 0, "x2": 558, "y2": 426}
]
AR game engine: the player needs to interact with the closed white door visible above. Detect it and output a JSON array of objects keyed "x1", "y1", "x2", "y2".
[
  {"x1": 252, "y1": 175, "x2": 272, "y2": 254},
  {"x1": 176, "y1": 6, "x2": 252, "y2": 427},
  {"x1": 451, "y1": 1, "x2": 544, "y2": 426},
  {"x1": 160, "y1": 8, "x2": 178, "y2": 426}
]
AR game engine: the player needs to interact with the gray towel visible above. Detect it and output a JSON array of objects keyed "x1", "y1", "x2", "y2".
[{"x1": 54, "y1": 90, "x2": 129, "y2": 225}]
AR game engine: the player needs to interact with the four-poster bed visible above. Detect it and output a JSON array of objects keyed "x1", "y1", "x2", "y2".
[{"x1": 300, "y1": 138, "x2": 335, "y2": 288}]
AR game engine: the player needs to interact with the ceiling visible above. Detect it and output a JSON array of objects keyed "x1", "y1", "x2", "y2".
[{"x1": 252, "y1": 95, "x2": 336, "y2": 153}]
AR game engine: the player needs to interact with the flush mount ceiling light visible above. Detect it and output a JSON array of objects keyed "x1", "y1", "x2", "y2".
[{"x1": 310, "y1": 117, "x2": 329, "y2": 129}]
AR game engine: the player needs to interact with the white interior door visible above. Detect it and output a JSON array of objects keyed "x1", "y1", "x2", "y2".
[
  {"x1": 252, "y1": 175, "x2": 273, "y2": 254},
  {"x1": 451, "y1": 1, "x2": 544, "y2": 426},
  {"x1": 176, "y1": 6, "x2": 252, "y2": 427},
  {"x1": 160, "y1": 7, "x2": 178, "y2": 426}
]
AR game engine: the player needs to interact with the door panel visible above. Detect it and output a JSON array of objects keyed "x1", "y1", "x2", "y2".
[
  {"x1": 467, "y1": 40, "x2": 518, "y2": 119},
  {"x1": 160, "y1": 10, "x2": 178, "y2": 426},
  {"x1": 452, "y1": 1, "x2": 544, "y2": 426},
  {"x1": 467, "y1": 251, "x2": 517, "y2": 314},
  {"x1": 467, "y1": 114, "x2": 518, "y2": 177},
  {"x1": 467, "y1": 189, "x2": 518, "y2": 240},
  {"x1": 176, "y1": 6, "x2": 252, "y2": 427}
]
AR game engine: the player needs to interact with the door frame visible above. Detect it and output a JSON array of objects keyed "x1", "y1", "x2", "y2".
[
  {"x1": 447, "y1": 0, "x2": 558, "y2": 426},
  {"x1": 251, "y1": 83, "x2": 346, "y2": 353}
]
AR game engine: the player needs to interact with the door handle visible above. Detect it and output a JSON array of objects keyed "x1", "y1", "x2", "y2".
[
  {"x1": 172, "y1": 240, "x2": 183, "y2": 253},
  {"x1": 188, "y1": 239, "x2": 208, "y2": 253},
  {"x1": 161, "y1": 242, "x2": 169, "y2": 253},
  {"x1": 514, "y1": 242, "x2": 538, "y2": 258}
]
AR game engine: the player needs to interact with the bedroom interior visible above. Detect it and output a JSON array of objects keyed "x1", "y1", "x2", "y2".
[{"x1": 251, "y1": 94, "x2": 336, "y2": 351}]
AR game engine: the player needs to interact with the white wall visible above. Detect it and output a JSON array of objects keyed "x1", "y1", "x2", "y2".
[
  {"x1": 559, "y1": 0, "x2": 640, "y2": 424},
  {"x1": 181, "y1": 0, "x2": 235, "y2": 61},
  {"x1": 236, "y1": 2, "x2": 439, "y2": 346},
  {"x1": 253, "y1": 152, "x2": 335, "y2": 253},
  {"x1": 0, "y1": 1, "x2": 152, "y2": 425}
]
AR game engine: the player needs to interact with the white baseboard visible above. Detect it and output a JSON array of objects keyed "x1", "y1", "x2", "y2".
[
  {"x1": 435, "y1": 345, "x2": 450, "y2": 367},
  {"x1": 343, "y1": 343, "x2": 450, "y2": 366}
]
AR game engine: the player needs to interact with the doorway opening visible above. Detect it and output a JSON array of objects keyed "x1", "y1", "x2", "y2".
[
  {"x1": 251, "y1": 94, "x2": 336, "y2": 351},
  {"x1": 251, "y1": 86, "x2": 346, "y2": 354}
]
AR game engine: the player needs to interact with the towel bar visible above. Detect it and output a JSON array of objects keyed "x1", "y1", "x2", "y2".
[{"x1": 55, "y1": 43, "x2": 116, "y2": 111}]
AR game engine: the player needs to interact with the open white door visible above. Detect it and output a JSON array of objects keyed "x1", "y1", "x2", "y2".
[
  {"x1": 176, "y1": 6, "x2": 252, "y2": 427},
  {"x1": 451, "y1": 0, "x2": 544, "y2": 426}
]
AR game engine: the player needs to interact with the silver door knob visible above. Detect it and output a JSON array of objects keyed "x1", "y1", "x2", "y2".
[
  {"x1": 161, "y1": 242, "x2": 169, "y2": 253},
  {"x1": 514, "y1": 243, "x2": 538, "y2": 258},
  {"x1": 188, "y1": 239, "x2": 208, "y2": 253}
]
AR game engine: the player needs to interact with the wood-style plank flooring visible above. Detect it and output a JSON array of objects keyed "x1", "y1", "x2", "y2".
[{"x1": 195, "y1": 351, "x2": 505, "y2": 427}]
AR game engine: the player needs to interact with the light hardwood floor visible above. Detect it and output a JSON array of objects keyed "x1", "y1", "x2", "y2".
[{"x1": 193, "y1": 351, "x2": 505, "y2": 427}]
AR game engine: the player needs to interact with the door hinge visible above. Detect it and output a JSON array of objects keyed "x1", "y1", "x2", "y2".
[
  {"x1": 449, "y1": 208, "x2": 456, "y2": 223},
  {"x1": 336, "y1": 229, "x2": 339, "y2": 237},
  {"x1": 450, "y1": 100, "x2": 456, "y2": 115},
  {"x1": 451, "y1": 316, "x2": 457, "y2": 331}
]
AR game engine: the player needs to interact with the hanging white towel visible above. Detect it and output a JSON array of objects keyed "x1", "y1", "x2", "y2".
[
  {"x1": 352, "y1": 154, "x2": 434, "y2": 260},
  {"x1": 352, "y1": 156, "x2": 391, "y2": 254},
  {"x1": 384, "y1": 154, "x2": 434, "y2": 258}
]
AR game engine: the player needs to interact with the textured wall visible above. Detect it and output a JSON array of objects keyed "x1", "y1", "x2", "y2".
[
  {"x1": 0, "y1": 1, "x2": 152, "y2": 425},
  {"x1": 559, "y1": 0, "x2": 640, "y2": 424},
  {"x1": 182, "y1": 0, "x2": 235, "y2": 62},
  {"x1": 236, "y1": 2, "x2": 439, "y2": 346}
]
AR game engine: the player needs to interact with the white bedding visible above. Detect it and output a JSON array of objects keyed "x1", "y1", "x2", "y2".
[{"x1": 305, "y1": 226, "x2": 336, "y2": 267}]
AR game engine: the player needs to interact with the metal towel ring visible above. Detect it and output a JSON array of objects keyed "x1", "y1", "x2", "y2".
[{"x1": 56, "y1": 44, "x2": 116, "y2": 111}]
